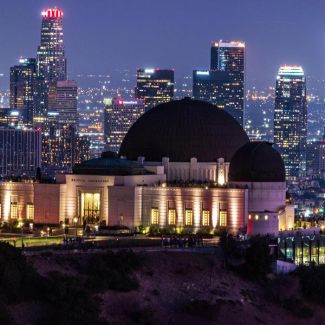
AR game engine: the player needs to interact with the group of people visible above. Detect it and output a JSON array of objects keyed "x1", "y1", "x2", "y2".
[
  {"x1": 62, "y1": 236, "x2": 85, "y2": 247},
  {"x1": 161, "y1": 234, "x2": 204, "y2": 249}
]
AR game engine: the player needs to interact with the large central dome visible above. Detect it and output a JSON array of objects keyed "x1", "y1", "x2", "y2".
[{"x1": 119, "y1": 98, "x2": 249, "y2": 162}]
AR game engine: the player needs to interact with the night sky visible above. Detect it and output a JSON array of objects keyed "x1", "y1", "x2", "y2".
[{"x1": 0, "y1": 0, "x2": 324, "y2": 88}]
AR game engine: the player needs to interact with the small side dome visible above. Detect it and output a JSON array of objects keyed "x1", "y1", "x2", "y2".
[{"x1": 228, "y1": 142, "x2": 285, "y2": 182}]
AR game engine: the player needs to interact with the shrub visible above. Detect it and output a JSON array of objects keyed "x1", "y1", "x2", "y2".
[
  {"x1": 41, "y1": 271, "x2": 105, "y2": 325},
  {"x1": 183, "y1": 299, "x2": 220, "y2": 321},
  {"x1": 244, "y1": 235, "x2": 273, "y2": 278},
  {"x1": 127, "y1": 305, "x2": 153, "y2": 324},
  {"x1": 136, "y1": 224, "x2": 149, "y2": 234},
  {"x1": 0, "y1": 242, "x2": 46, "y2": 303},
  {"x1": 196, "y1": 228, "x2": 213, "y2": 236},
  {"x1": 0, "y1": 301, "x2": 11, "y2": 324},
  {"x1": 220, "y1": 232, "x2": 242, "y2": 260},
  {"x1": 282, "y1": 297, "x2": 314, "y2": 319},
  {"x1": 82, "y1": 250, "x2": 142, "y2": 292},
  {"x1": 148, "y1": 225, "x2": 161, "y2": 236},
  {"x1": 295, "y1": 264, "x2": 325, "y2": 305}
]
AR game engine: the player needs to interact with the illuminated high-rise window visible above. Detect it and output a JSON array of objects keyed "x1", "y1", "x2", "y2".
[
  {"x1": 185, "y1": 209, "x2": 193, "y2": 226},
  {"x1": 151, "y1": 208, "x2": 159, "y2": 225},
  {"x1": 26, "y1": 204, "x2": 34, "y2": 220},
  {"x1": 80, "y1": 193, "x2": 100, "y2": 223},
  {"x1": 10, "y1": 203, "x2": 18, "y2": 219},
  {"x1": 219, "y1": 210, "x2": 227, "y2": 227},
  {"x1": 168, "y1": 209, "x2": 176, "y2": 225},
  {"x1": 202, "y1": 210, "x2": 210, "y2": 226}
]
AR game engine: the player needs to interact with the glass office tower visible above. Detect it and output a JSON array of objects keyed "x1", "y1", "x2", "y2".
[
  {"x1": 135, "y1": 69, "x2": 174, "y2": 110},
  {"x1": 274, "y1": 65, "x2": 307, "y2": 181}
]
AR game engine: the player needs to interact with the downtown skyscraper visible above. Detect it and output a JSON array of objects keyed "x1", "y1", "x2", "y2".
[
  {"x1": 34, "y1": 8, "x2": 67, "y2": 120},
  {"x1": 10, "y1": 58, "x2": 37, "y2": 123},
  {"x1": 104, "y1": 98, "x2": 145, "y2": 153},
  {"x1": 274, "y1": 65, "x2": 307, "y2": 181},
  {"x1": 48, "y1": 80, "x2": 78, "y2": 127},
  {"x1": 135, "y1": 69, "x2": 174, "y2": 110},
  {"x1": 193, "y1": 40, "x2": 245, "y2": 126}
]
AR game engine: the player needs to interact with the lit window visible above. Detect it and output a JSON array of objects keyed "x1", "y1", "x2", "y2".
[
  {"x1": 202, "y1": 210, "x2": 210, "y2": 226},
  {"x1": 168, "y1": 209, "x2": 176, "y2": 225},
  {"x1": 26, "y1": 204, "x2": 34, "y2": 220},
  {"x1": 248, "y1": 214, "x2": 251, "y2": 220},
  {"x1": 151, "y1": 208, "x2": 159, "y2": 225},
  {"x1": 264, "y1": 215, "x2": 268, "y2": 220},
  {"x1": 255, "y1": 214, "x2": 259, "y2": 220},
  {"x1": 80, "y1": 192, "x2": 101, "y2": 223},
  {"x1": 219, "y1": 210, "x2": 227, "y2": 227},
  {"x1": 185, "y1": 209, "x2": 193, "y2": 226},
  {"x1": 11, "y1": 203, "x2": 18, "y2": 219}
]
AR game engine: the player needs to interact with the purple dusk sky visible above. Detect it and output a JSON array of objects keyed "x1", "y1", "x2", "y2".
[{"x1": 0, "y1": 0, "x2": 324, "y2": 88}]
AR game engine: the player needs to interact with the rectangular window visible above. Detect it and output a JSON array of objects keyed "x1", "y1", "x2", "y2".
[
  {"x1": 168, "y1": 209, "x2": 176, "y2": 225},
  {"x1": 151, "y1": 208, "x2": 159, "y2": 225},
  {"x1": 26, "y1": 204, "x2": 34, "y2": 220},
  {"x1": 220, "y1": 210, "x2": 227, "y2": 227},
  {"x1": 202, "y1": 210, "x2": 210, "y2": 226},
  {"x1": 185, "y1": 209, "x2": 193, "y2": 226},
  {"x1": 11, "y1": 203, "x2": 18, "y2": 219}
]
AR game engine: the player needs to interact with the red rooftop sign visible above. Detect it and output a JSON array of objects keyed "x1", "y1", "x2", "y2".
[{"x1": 41, "y1": 8, "x2": 63, "y2": 19}]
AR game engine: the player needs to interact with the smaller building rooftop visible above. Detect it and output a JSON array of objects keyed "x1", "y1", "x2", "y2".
[{"x1": 73, "y1": 151, "x2": 153, "y2": 176}]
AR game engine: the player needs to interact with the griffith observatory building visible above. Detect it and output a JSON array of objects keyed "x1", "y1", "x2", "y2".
[{"x1": 0, "y1": 99, "x2": 294, "y2": 235}]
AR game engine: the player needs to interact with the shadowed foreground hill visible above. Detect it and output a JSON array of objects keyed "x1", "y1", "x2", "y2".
[
  {"x1": 1, "y1": 244, "x2": 325, "y2": 324},
  {"x1": 21, "y1": 250, "x2": 325, "y2": 324}
]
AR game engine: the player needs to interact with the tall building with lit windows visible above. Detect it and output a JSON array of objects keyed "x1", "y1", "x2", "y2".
[
  {"x1": 104, "y1": 98, "x2": 145, "y2": 153},
  {"x1": 193, "y1": 41, "x2": 245, "y2": 126},
  {"x1": 274, "y1": 65, "x2": 307, "y2": 180},
  {"x1": 193, "y1": 70, "x2": 229, "y2": 105},
  {"x1": 37, "y1": 8, "x2": 66, "y2": 82},
  {"x1": 35, "y1": 8, "x2": 67, "y2": 120},
  {"x1": 10, "y1": 58, "x2": 36, "y2": 123},
  {"x1": 42, "y1": 124, "x2": 90, "y2": 176},
  {"x1": 135, "y1": 69, "x2": 174, "y2": 110},
  {"x1": 48, "y1": 80, "x2": 78, "y2": 127},
  {"x1": 0, "y1": 127, "x2": 41, "y2": 177},
  {"x1": 211, "y1": 40, "x2": 245, "y2": 126}
]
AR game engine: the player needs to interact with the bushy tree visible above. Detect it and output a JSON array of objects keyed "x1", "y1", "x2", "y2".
[
  {"x1": 0, "y1": 242, "x2": 46, "y2": 302},
  {"x1": 295, "y1": 264, "x2": 325, "y2": 305},
  {"x1": 245, "y1": 235, "x2": 273, "y2": 277}
]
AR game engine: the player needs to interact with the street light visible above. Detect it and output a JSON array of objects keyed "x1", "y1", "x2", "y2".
[
  {"x1": 73, "y1": 217, "x2": 78, "y2": 237},
  {"x1": 20, "y1": 221, "x2": 24, "y2": 248}
]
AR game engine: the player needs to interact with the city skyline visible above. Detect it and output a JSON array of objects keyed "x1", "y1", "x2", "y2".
[{"x1": 0, "y1": 0, "x2": 325, "y2": 90}]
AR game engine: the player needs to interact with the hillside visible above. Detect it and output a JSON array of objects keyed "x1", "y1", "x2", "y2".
[{"x1": 11, "y1": 249, "x2": 324, "y2": 325}]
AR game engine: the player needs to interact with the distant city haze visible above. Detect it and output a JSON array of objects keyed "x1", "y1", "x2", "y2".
[{"x1": 0, "y1": 0, "x2": 325, "y2": 90}]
